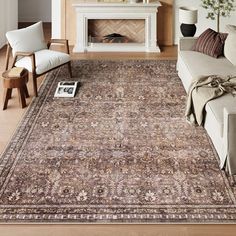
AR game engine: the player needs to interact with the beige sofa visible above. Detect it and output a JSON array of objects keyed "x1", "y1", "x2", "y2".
[{"x1": 177, "y1": 37, "x2": 236, "y2": 175}]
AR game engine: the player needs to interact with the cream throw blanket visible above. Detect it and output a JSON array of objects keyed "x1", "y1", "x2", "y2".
[{"x1": 186, "y1": 75, "x2": 236, "y2": 126}]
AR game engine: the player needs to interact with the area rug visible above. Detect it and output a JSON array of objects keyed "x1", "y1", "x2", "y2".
[{"x1": 0, "y1": 60, "x2": 236, "y2": 223}]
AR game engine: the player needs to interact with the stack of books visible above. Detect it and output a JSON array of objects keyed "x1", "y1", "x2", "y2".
[{"x1": 8, "y1": 67, "x2": 25, "y2": 77}]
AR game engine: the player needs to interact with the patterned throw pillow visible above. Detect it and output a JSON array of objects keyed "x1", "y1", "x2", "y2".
[{"x1": 193, "y1": 28, "x2": 228, "y2": 58}]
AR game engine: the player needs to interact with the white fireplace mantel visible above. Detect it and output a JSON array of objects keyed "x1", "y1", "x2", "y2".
[{"x1": 73, "y1": 1, "x2": 162, "y2": 53}]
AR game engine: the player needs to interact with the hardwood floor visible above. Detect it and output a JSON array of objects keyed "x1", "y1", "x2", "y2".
[
  {"x1": 0, "y1": 23, "x2": 235, "y2": 236},
  {"x1": 1, "y1": 224, "x2": 236, "y2": 236}
]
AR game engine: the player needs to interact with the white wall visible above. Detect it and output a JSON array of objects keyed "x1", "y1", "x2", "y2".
[
  {"x1": 0, "y1": 0, "x2": 18, "y2": 48},
  {"x1": 18, "y1": 0, "x2": 236, "y2": 42},
  {"x1": 18, "y1": 0, "x2": 51, "y2": 22},
  {"x1": 51, "y1": 0, "x2": 61, "y2": 38},
  {"x1": 175, "y1": 0, "x2": 236, "y2": 43}
]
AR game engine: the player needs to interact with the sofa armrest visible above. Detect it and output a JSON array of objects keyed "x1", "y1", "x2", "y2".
[
  {"x1": 179, "y1": 37, "x2": 198, "y2": 51},
  {"x1": 223, "y1": 107, "x2": 236, "y2": 175}
]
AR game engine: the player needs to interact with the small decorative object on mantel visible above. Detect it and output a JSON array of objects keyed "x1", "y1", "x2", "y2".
[
  {"x1": 100, "y1": 0, "x2": 124, "y2": 2},
  {"x1": 179, "y1": 7, "x2": 198, "y2": 37},
  {"x1": 129, "y1": 0, "x2": 138, "y2": 3},
  {"x1": 201, "y1": 0, "x2": 235, "y2": 32}
]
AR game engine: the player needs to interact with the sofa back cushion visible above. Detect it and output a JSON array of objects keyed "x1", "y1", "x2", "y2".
[
  {"x1": 224, "y1": 25, "x2": 236, "y2": 66},
  {"x1": 6, "y1": 21, "x2": 47, "y2": 56},
  {"x1": 193, "y1": 28, "x2": 228, "y2": 58}
]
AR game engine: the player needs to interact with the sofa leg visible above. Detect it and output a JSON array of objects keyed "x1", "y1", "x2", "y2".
[
  {"x1": 32, "y1": 76, "x2": 38, "y2": 97},
  {"x1": 67, "y1": 61, "x2": 72, "y2": 78}
]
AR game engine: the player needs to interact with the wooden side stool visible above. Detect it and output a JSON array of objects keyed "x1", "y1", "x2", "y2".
[{"x1": 2, "y1": 68, "x2": 29, "y2": 110}]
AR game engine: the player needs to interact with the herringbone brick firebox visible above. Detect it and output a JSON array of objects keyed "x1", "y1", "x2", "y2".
[{"x1": 88, "y1": 19, "x2": 145, "y2": 43}]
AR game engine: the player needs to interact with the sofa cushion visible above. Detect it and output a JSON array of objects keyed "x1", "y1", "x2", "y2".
[
  {"x1": 205, "y1": 101, "x2": 223, "y2": 138},
  {"x1": 193, "y1": 28, "x2": 227, "y2": 58},
  {"x1": 206, "y1": 94, "x2": 236, "y2": 137},
  {"x1": 6, "y1": 22, "x2": 47, "y2": 56},
  {"x1": 224, "y1": 25, "x2": 236, "y2": 66},
  {"x1": 178, "y1": 51, "x2": 236, "y2": 85},
  {"x1": 15, "y1": 49, "x2": 70, "y2": 75}
]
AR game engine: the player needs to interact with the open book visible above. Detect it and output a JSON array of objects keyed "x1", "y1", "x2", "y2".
[
  {"x1": 54, "y1": 81, "x2": 78, "y2": 98},
  {"x1": 8, "y1": 67, "x2": 25, "y2": 77}
]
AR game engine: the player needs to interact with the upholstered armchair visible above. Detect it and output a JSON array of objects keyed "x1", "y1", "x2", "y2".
[{"x1": 5, "y1": 22, "x2": 72, "y2": 97}]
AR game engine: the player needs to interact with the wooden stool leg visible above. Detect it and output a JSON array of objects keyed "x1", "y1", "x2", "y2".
[
  {"x1": 23, "y1": 84, "x2": 30, "y2": 98},
  {"x1": 17, "y1": 87, "x2": 26, "y2": 108},
  {"x1": 3, "y1": 89, "x2": 12, "y2": 110}
]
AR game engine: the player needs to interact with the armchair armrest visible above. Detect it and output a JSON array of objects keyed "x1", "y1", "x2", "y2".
[
  {"x1": 15, "y1": 52, "x2": 35, "y2": 57},
  {"x1": 179, "y1": 37, "x2": 198, "y2": 51},
  {"x1": 12, "y1": 51, "x2": 36, "y2": 75},
  {"x1": 47, "y1": 39, "x2": 70, "y2": 54},
  {"x1": 223, "y1": 107, "x2": 236, "y2": 175}
]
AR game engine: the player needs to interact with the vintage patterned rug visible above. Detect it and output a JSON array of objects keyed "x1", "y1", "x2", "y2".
[{"x1": 0, "y1": 60, "x2": 236, "y2": 223}]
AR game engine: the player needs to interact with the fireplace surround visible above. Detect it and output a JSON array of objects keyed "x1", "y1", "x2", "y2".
[{"x1": 73, "y1": 2, "x2": 162, "y2": 52}]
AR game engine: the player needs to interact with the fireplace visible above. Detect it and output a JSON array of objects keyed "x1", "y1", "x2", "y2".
[
  {"x1": 73, "y1": 2, "x2": 162, "y2": 52},
  {"x1": 88, "y1": 19, "x2": 145, "y2": 45}
]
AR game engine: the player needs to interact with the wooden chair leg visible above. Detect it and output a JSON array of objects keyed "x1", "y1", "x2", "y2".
[
  {"x1": 32, "y1": 76, "x2": 38, "y2": 97},
  {"x1": 67, "y1": 61, "x2": 73, "y2": 78},
  {"x1": 23, "y1": 84, "x2": 30, "y2": 98},
  {"x1": 17, "y1": 87, "x2": 26, "y2": 108},
  {"x1": 3, "y1": 89, "x2": 12, "y2": 110}
]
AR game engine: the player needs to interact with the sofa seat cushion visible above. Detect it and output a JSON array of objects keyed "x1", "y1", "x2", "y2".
[
  {"x1": 179, "y1": 51, "x2": 236, "y2": 83},
  {"x1": 15, "y1": 49, "x2": 70, "y2": 75}
]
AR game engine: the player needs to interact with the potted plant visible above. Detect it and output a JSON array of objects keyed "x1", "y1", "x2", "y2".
[{"x1": 201, "y1": 0, "x2": 235, "y2": 32}]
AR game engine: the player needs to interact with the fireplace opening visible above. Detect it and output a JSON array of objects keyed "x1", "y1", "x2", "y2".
[
  {"x1": 103, "y1": 33, "x2": 129, "y2": 43},
  {"x1": 89, "y1": 33, "x2": 130, "y2": 44},
  {"x1": 88, "y1": 19, "x2": 145, "y2": 45}
]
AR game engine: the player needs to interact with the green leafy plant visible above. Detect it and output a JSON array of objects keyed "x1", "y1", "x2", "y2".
[{"x1": 201, "y1": 0, "x2": 235, "y2": 32}]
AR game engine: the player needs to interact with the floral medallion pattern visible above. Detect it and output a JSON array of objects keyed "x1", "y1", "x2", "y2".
[{"x1": 0, "y1": 60, "x2": 236, "y2": 222}]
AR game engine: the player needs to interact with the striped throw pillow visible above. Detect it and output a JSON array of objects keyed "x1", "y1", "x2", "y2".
[{"x1": 193, "y1": 28, "x2": 228, "y2": 58}]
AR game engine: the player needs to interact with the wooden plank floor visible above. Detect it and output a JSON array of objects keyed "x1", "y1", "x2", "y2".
[{"x1": 0, "y1": 23, "x2": 235, "y2": 236}]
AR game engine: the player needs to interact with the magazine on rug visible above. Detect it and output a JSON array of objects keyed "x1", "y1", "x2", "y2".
[{"x1": 54, "y1": 81, "x2": 78, "y2": 97}]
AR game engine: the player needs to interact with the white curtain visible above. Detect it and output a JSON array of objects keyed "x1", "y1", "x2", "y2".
[{"x1": 0, "y1": 0, "x2": 18, "y2": 48}]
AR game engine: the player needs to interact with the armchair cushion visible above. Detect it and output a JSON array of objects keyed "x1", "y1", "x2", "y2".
[
  {"x1": 15, "y1": 49, "x2": 70, "y2": 75},
  {"x1": 6, "y1": 22, "x2": 47, "y2": 56}
]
